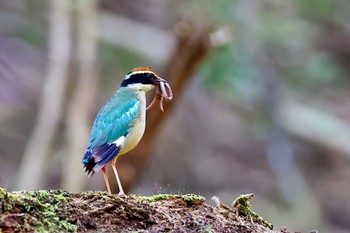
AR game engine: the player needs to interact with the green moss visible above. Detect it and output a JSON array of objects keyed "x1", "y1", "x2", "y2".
[
  {"x1": 0, "y1": 188, "x2": 77, "y2": 232},
  {"x1": 232, "y1": 193, "x2": 273, "y2": 230},
  {"x1": 80, "y1": 190, "x2": 112, "y2": 201},
  {"x1": 27, "y1": 190, "x2": 68, "y2": 203},
  {"x1": 0, "y1": 188, "x2": 13, "y2": 211},
  {"x1": 135, "y1": 194, "x2": 177, "y2": 202},
  {"x1": 132, "y1": 193, "x2": 205, "y2": 202},
  {"x1": 181, "y1": 194, "x2": 205, "y2": 202},
  {"x1": 0, "y1": 187, "x2": 6, "y2": 200},
  {"x1": 205, "y1": 225, "x2": 215, "y2": 233}
]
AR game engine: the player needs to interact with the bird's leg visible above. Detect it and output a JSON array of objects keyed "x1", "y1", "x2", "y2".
[
  {"x1": 101, "y1": 166, "x2": 112, "y2": 194},
  {"x1": 110, "y1": 158, "x2": 125, "y2": 195}
]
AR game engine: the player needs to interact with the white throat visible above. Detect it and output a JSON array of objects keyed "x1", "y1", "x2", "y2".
[{"x1": 127, "y1": 83, "x2": 155, "y2": 93}]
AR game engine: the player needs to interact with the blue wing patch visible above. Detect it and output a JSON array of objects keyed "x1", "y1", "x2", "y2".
[{"x1": 82, "y1": 88, "x2": 141, "y2": 175}]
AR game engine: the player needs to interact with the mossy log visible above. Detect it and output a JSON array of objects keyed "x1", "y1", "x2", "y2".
[{"x1": 0, "y1": 188, "x2": 273, "y2": 232}]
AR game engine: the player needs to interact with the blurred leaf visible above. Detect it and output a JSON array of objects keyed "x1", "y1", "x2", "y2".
[
  {"x1": 98, "y1": 41, "x2": 145, "y2": 97},
  {"x1": 298, "y1": 0, "x2": 335, "y2": 21},
  {"x1": 303, "y1": 52, "x2": 339, "y2": 82},
  {"x1": 262, "y1": 16, "x2": 308, "y2": 49},
  {"x1": 285, "y1": 52, "x2": 340, "y2": 87},
  {"x1": 15, "y1": 24, "x2": 46, "y2": 47},
  {"x1": 195, "y1": 0, "x2": 236, "y2": 25},
  {"x1": 99, "y1": 41, "x2": 144, "y2": 71},
  {"x1": 199, "y1": 44, "x2": 261, "y2": 100}
]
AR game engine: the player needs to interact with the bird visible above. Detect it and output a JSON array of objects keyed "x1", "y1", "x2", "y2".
[{"x1": 82, "y1": 67, "x2": 173, "y2": 195}]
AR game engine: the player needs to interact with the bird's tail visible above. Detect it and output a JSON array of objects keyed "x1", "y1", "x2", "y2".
[
  {"x1": 82, "y1": 150, "x2": 95, "y2": 176},
  {"x1": 82, "y1": 143, "x2": 121, "y2": 176}
]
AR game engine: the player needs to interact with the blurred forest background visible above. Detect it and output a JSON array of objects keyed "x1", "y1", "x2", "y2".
[{"x1": 0, "y1": 0, "x2": 350, "y2": 232}]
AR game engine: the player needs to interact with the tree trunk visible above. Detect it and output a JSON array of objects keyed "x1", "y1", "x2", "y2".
[
  {"x1": 15, "y1": 0, "x2": 71, "y2": 190},
  {"x1": 62, "y1": 0, "x2": 98, "y2": 192}
]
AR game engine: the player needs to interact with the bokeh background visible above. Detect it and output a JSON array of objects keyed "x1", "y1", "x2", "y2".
[{"x1": 1, "y1": 0, "x2": 350, "y2": 232}]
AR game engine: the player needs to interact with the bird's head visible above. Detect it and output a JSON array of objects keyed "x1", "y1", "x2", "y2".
[{"x1": 120, "y1": 67, "x2": 167, "y2": 93}]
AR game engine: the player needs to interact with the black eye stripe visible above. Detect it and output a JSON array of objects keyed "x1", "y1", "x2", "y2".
[{"x1": 120, "y1": 73, "x2": 154, "y2": 87}]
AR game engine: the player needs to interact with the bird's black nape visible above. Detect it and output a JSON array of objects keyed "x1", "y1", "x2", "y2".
[{"x1": 84, "y1": 159, "x2": 96, "y2": 176}]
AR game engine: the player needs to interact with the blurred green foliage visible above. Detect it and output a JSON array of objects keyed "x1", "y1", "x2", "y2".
[
  {"x1": 197, "y1": 0, "x2": 346, "y2": 97},
  {"x1": 286, "y1": 52, "x2": 339, "y2": 88},
  {"x1": 200, "y1": 44, "x2": 261, "y2": 101},
  {"x1": 14, "y1": 24, "x2": 46, "y2": 47},
  {"x1": 98, "y1": 41, "x2": 145, "y2": 96},
  {"x1": 297, "y1": 0, "x2": 335, "y2": 21}
]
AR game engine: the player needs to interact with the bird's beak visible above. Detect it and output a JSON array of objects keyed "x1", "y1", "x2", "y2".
[{"x1": 153, "y1": 76, "x2": 166, "y2": 85}]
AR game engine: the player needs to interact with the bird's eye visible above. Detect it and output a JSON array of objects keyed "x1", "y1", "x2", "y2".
[{"x1": 147, "y1": 73, "x2": 154, "y2": 79}]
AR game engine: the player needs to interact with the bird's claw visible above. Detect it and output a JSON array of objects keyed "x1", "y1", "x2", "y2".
[{"x1": 118, "y1": 192, "x2": 127, "y2": 197}]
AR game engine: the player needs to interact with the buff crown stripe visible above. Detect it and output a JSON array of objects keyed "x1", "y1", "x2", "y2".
[{"x1": 131, "y1": 67, "x2": 158, "y2": 75}]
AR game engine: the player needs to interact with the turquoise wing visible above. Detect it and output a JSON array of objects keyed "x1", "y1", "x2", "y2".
[{"x1": 82, "y1": 88, "x2": 141, "y2": 174}]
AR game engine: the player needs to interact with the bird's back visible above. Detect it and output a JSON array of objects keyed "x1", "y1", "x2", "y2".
[{"x1": 83, "y1": 87, "x2": 145, "y2": 173}]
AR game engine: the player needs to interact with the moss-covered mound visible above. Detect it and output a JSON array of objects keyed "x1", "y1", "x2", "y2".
[{"x1": 0, "y1": 188, "x2": 273, "y2": 232}]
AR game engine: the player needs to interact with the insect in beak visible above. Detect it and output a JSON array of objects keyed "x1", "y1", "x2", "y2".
[{"x1": 147, "y1": 77, "x2": 173, "y2": 112}]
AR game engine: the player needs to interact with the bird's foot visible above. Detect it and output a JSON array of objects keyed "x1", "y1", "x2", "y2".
[{"x1": 117, "y1": 192, "x2": 127, "y2": 198}]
